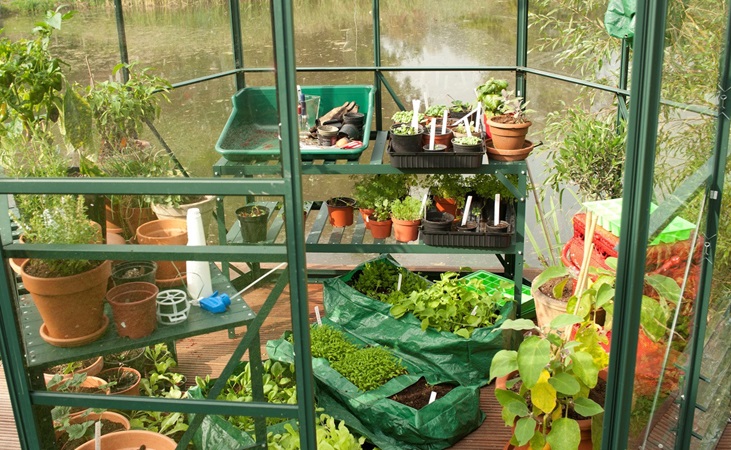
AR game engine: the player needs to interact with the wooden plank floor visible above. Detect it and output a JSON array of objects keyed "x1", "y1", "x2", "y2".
[{"x1": 1, "y1": 276, "x2": 730, "y2": 449}]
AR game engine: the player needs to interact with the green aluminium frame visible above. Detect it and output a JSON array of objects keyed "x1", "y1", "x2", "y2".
[{"x1": 0, "y1": 1, "x2": 729, "y2": 449}]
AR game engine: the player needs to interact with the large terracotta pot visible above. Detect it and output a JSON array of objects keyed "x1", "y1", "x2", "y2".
[
  {"x1": 106, "y1": 282, "x2": 159, "y2": 339},
  {"x1": 68, "y1": 410, "x2": 131, "y2": 430},
  {"x1": 392, "y1": 217, "x2": 421, "y2": 242},
  {"x1": 487, "y1": 116, "x2": 532, "y2": 150},
  {"x1": 75, "y1": 430, "x2": 176, "y2": 450},
  {"x1": 152, "y1": 195, "x2": 216, "y2": 241},
  {"x1": 21, "y1": 260, "x2": 111, "y2": 346},
  {"x1": 135, "y1": 219, "x2": 187, "y2": 287}
]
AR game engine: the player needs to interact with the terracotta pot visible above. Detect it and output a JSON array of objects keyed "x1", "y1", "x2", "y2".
[
  {"x1": 487, "y1": 116, "x2": 532, "y2": 150},
  {"x1": 368, "y1": 217, "x2": 392, "y2": 239},
  {"x1": 421, "y1": 129, "x2": 454, "y2": 149},
  {"x1": 99, "y1": 367, "x2": 141, "y2": 396},
  {"x1": 530, "y1": 275, "x2": 569, "y2": 329},
  {"x1": 48, "y1": 375, "x2": 109, "y2": 394},
  {"x1": 43, "y1": 356, "x2": 104, "y2": 385},
  {"x1": 392, "y1": 217, "x2": 421, "y2": 242},
  {"x1": 326, "y1": 197, "x2": 356, "y2": 227},
  {"x1": 68, "y1": 410, "x2": 131, "y2": 431},
  {"x1": 135, "y1": 219, "x2": 187, "y2": 287},
  {"x1": 433, "y1": 196, "x2": 458, "y2": 217},
  {"x1": 123, "y1": 207, "x2": 157, "y2": 239},
  {"x1": 106, "y1": 282, "x2": 159, "y2": 339},
  {"x1": 21, "y1": 260, "x2": 111, "y2": 346},
  {"x1": 486, "y1": 139, "x2": 537, "y2": 162},
  {"x1": 152, "y1": 195, "x2": 216, "y2": 240},
  {"x1": 358, "y1": 208, "x2": 375, "y2": 229},
  {"x1": 74, "y1": 430, "x2": 176, "y2": 450}
]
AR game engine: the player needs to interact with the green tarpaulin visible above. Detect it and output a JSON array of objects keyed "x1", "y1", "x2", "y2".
[{"x1": 605, "y1": 0, "x2": 635, "y2": 41}]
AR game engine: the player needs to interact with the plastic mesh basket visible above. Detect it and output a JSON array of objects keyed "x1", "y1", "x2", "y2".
[{"x1": 461, "y1": 270, "x2": 535, "y2": 317}]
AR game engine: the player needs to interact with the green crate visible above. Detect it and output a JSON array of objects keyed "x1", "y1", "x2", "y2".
[
  {"x1": 216, "y1": 85, "x2": 375, "y2": 161},
  {"x1": 461, "y1": 270, "x2": 535, "y2": 318},
  {"x1": 583, "y1": 198, "x2": 696, "y2": 245}
]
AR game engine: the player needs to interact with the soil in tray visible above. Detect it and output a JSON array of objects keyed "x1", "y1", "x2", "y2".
[
  {"x1": 539, "y1": 276, "x2": 575, "y2": 302},
  {"x1": 57, "y1": 419, "x2": 126, "y2": 450},
  {"x1": 388, "y1": 377, "x2": 455, "y2": 409},
  {"x1": 221, "y1": 122, "x2": 279, "y2": 151}
]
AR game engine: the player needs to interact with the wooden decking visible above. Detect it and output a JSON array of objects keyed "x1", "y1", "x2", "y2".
[{"x1": 1, "y1": 275, "x2": 729, "y2": 449}]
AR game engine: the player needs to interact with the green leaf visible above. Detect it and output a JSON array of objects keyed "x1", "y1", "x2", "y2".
[
  {"x1": 595, "y1": 283, "x2": 614, "y2": 309},
  {"x1": 571, "y1": 351, "x2": 599, "y2": 388},
  {"x1": 454, "y1": 328, "x2": 471, "y2": 339},
  {"x1": 62, "y1": 86, "x2": 93, "y2": 150},
  {"x1": 548, "y1": 371, "x2": 580, "y2": 395},
  {"x1": 552, "y1": 278, "x2": 569, "y2": 299},
  {"x1": 573, "y1": 397, "x2": 604, "y2": 417},
  {"x1": 495, "y1": 387, "x2": 525, "y2": 407},
  {"x1": 515, "y1": 416, "x2": 537, "y2": 446},
  {"x1": 489, "y1": 350, "x2": 518, "y2": 381},
  {"x1": 549, "y1": 313, "x2": 583, "y2": 330},
  {"x1": 533, "y1": 266, "x2": 569, "y2": 289},
  {"x1": 546, "y1": 418, "x2": 581, "y2": 450},
  {"x1": 390, "y1": 304, "x2": 407, "y2": 318},
  {"x1": 506, "y1": 398, "x2": 531, "y2": 418},
  {"x1": 517, "y1": 336, "x2": 551, "y2": 388},
  {"x1": 640, "y1": 295, "x2": 668, "y2": 342},
  {"x1": 501, "y1": 318, "x2": 539, "y2": 331}
]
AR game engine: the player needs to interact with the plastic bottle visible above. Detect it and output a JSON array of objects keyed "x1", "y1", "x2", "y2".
[{"x1": 186, "y1": 208, "x2": 213, "y2": 300}]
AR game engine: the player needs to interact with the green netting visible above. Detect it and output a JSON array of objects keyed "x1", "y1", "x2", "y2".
[
  {"x1": 188, "y1": 383, "x2": 257, "y2": 449},
  {"x1": 322, "y1": 254, "x2": 512, "y2": 387},
  {"x1": 605, "y1": 0, "x2": 636, "y2": 41},
  {"x1": 267, "y1": 336, "x2": 485, "y2": 450}
]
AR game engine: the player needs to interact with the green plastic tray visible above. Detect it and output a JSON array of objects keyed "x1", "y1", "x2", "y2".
[
  {"x1": 461, "y1": 270, "x2": 535, "y2": 317},
  {"x1": 216, "y1": 85, "x2": 375, "y2": 161},
  {"x1": 583, "y1": 198, "x2": 696, "y2": 245}
]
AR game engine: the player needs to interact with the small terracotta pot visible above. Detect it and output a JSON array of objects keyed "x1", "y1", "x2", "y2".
[
  {"x1": 135, "y1": 219, "x2": 187, "y2": 286},
  {"x1": 421, "y1": 129, "x2": 454, "y2": 149},
  {"x1": 74, "y1": 430, "x2": 177, "y2": 450},
  {"x1": 392, "y1": 217, "x2": 421, "y2": 242},
  {"x1": 326, "y1": 197, "x2": 356, "y2": 227},
  {"x1": 43, "y1": 356, "x2": 104, "y2": 385},
  {"x1": 487, "y1": 116, "x2": 532, "y2": 150},
  {"x1": 368, "y1": 217, "x2": 392, "y2": 239},
  {"x1": 433, "y1": 197, "x2": 458, "y2": 217},
  {"x1": 106, "y1": 282, "x2": 159, "y2": 339},
  {"x1": 99, "y1": 367, "x2": 141, "y2": 396},
  {"x1": 358, "y1": 208, "x2": 375, "y2": 229}
]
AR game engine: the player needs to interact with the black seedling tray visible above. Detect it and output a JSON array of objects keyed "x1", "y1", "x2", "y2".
[{"x1": 387, "y1": 145, "x2": 485, "y2": 169}]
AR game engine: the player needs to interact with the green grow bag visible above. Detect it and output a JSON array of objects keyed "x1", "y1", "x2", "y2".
[
  {"x1": 216, "y1": 85, "x2": 375, "y2": 161},
  {"x1": 267, "y1": 335, "x2": 484, "y2": 450},
  {"x1": 323, "y1": 254, "x2": 513, "y2": 387}
]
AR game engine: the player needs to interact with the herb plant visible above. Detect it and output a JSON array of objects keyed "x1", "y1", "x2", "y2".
[
  {"x1": 476, "y1": 78, "x2": 509, "y2": 116},
  {"x1": 391, "y1": 124, "x2": 420, "y2": 136},
  {"x1": 349, "y1": 259, "x2": 429, "y2": 303},
  {"x1": 497, "y1": 90, "x2": 530, "y2": 124},
  {"x1": 390, "y1": 272, "x2": 503, "y2": 338},
  {"x1": 453, "y1": 136, "x2": 482, "y2": 146},
  {"x1": 452, "y1": 123, "x2": 477, "y2": 135},
  {"x1": 370, "y1": 199, "x2": 391, "y2": 222},
  {"x1": 268, "y1": 413, "x2": 365, "y2": 450},
  {"x1": 310, "y1": 325, "x2": 358, "y2": 362},
  {"x1": 450, "y1": 100, "x2": 472, "y2": 114},
  {"x1": 391, "y1": 110, "x2": 424, "y2": 124},
  {"x1": 424, "y1": 104, "x2": 448, "y2": 117},
  {"x1": 351, "y1": 174, "x2": 413, "y2": 210},
  {"x1": 330, "y1": 346, "x2": 407, "y2": 391},
  {"x1": 390, "y1": 196, "x2": 422, "y2": 221}
]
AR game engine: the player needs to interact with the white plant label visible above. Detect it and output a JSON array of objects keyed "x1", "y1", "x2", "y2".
[
  {"x1": 315, "y1": 306, "x2": 322, "y2": 326},
  {"x1": 397, "y1": 273, "x2": 403, "y2": 291},
  {"x1": 471, "y1": 305, "x2": 478, "y2": 316},
  {"x1": 428, "y1": 391, "x2": 437, "y2": 404}
]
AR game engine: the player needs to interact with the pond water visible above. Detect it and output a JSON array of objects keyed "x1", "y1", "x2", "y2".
[{"x1": 1, "y1": 0, "x2": 589, "y2": 267}]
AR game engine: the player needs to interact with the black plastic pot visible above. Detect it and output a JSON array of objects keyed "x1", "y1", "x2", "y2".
[
  {"x1": 236, "y1": 205, "x2": 270, "y2": 243},
  {"x1": 452, "y1": 139, "x2": 484, "y2": 153},
  {"x1": 457, "y1": 222, "x2": 478, "y2": 233},
  {"x1": 485, "y1": 220, "x2": 510, "y2": 233},
  {"x1": 422, "y1": 210, "x2": 454, "y2": 233},
  {"x1": 111, "y1": 261, "x2": 157, "y2": 286},
  {"x1": 390, "y1": 125, "x2": 425, "y2": 153}
]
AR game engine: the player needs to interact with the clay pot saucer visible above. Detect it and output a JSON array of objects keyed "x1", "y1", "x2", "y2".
[
  {"x1": 485, "y1": 139, "x2": 536, "y2": 161},
  {"x1": 40, "y1": 315, "x2": 110, "y2": 348}
]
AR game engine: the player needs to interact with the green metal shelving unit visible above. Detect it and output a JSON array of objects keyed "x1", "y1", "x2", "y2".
[{"x1": 0, "y1": 0, "x2": 729, "y2": 449}]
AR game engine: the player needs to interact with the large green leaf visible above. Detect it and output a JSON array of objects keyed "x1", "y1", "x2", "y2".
[
  {"x1": 548, "y1": 371, "x2": 580, "y2": 395},
  {"x1": 61, "y1": 86, "x2": 92, "y2": 150},
  {"x1": 495, "y1": 387, "x2": 525, "y2": 407},
  {"x1": 573, "y1": 397, "x2": 604, "y2": 417},
  {"x1": 533, "y1": 266, "x2": 569, "y2": 289},
  {"x1": 490, "y1": 350, "x2": 518, "y2": 381},
  {"x1": 546, "y1": 418, "x2": 581, "y2": 450},
  {"x1": 549, "y1": 313, "x2": 583, "y2": 330},
  {"x1": 515, "y1": 416, "x2": 537, "y2": 446},
  {"x1": 501, "y1": 318, "x2": 539, "y2": 331},
  {"x1": 571, "y1": 351, "x2": 599, "y2": 388},
  {"x1": 517, "y1": 336, "x2": 551, "y2": 388},
  {"x1": 640, "y1": 295, "x2": 669, "y2": 342},
  {"x1": 645, "y1": 273, "x2": 681, "y2": 303}
]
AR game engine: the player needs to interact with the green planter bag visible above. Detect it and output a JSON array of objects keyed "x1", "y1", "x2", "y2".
[
  {"x1": 323, "y1": 254, "x2": 513, "y2": 387},
  {"x1": 267, "y1": 331, "x2": 484, "y2": 450}
]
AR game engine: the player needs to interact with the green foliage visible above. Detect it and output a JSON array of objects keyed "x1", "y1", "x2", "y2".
[
  {"x1": 129, "y1": 410, "x2": 188, "y2": 439},
  {"x1": 87, "y1": 62, "x2": 170, "y2": 152},
  {"x1": 330, "y1": 346, "x2": 407, "y2": 391},
  {"x1": 453, "y1": 135, "x2": 482, "y2": 146},
  {"x1": 391, "y1": 124, "x2": 420, "y2": 135},
  {"x1": 351, "y1": 174, "x2": 412, "y2": 210},
  {"x1": 475, "y1": 78, "x2": 508, "y2": 115},
  {"x1": 370, "y1": 199, "x2": 391, "y2": 222},
  {"x1": 140, "y1": 344, "x2": 185, "y2": 398},
  {"x1": 424, "y1": 104, "x2": 447, "y2": 117},
  {"x1": 490, "y1": 314, "x2": 606, "y2": 449},
  {"x1": 349, "y1": 259, "x2": 429, "y2": 304},
  {"x1": 389, "y1": 272, "x2": 503, "y2": 338},
  {"x1": 497, "y1": 90, "x2": 530, "y2": 124},
  {"x1": 543, "y1": 107, "x2": 626, "y2": 201},
  {"x1": 452, "y1": 123, "x2": 477, "y2": 135},
  {"x1": 310, "y1": 325, "x2": 359, "y2": 362},
  {"x1": 268, "y1": 414, "x2": 365, "y2": 450},
  {"x1": 450, "y1": 100, "x2": 472, "y2": 114},
  {"x1": 390, "y1": 196, "x2": 422, "y2": 221},
  {"x1": 421, "y1": 173, "x2": 471, "y2": 207},
  {"x1": 391, "y1": 110, "x2": 423, "y2": 124}
]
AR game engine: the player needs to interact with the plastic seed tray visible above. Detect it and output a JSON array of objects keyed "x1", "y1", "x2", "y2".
[
  {"x1": 461, "y1": 270, "x2": 535, "y2": 317},
  {"x1": 387, "y1": 145, "x2": 485, "y2": 169},
  {"x1": 216, "y1": 85, "x2": 375, "y2": 161},
  {"x1": 583, "y1": 198, "x2": 695, "y2": 245},
  {"x1": 421, "y1": 228, "x2": 513, "y2": 248}
]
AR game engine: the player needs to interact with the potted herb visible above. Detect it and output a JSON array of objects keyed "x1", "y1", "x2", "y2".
[
  {"x1": 421, "y1": 120, "x2": 454, "y2": 151},
  {"x1": 110, "y1": 260, "x2": 157, "y2": 286},
  {"x1": 389, "y1": 124, "x2": 425, "y2": 153},
  {"x1": 43, "y1": 357, "x2": 105, "y2": 385},
  {"x1": 235, "y1": 204, "x2": 271, "y2": 243},
  {"x1": 390, "y1": 196, "x2": 423, "y2": 242},
  {"x1": 18, "y1": 196, "x2": 112, "y2": 347},
  {"x1": 489, "y1": 314, "x2": 607, "y2": 450},
  {"x1": 487, "y1": 90, "x2": 533, "y2": 151},
  {"x1": 424, "y1": 104, "x2": 448, "y2": 118},
  {"x1": 368, "y1": 199, "x2": 392, "y2": 240},
  {"x1": 452, "y1": 135, "x2": 483, "y2": 153},
  {"x1": 390, "y1": 110, "x2": 424, "y2": 125},
  {"x1": 325, "y1": 197, "x2": 356, "y2": 227},
  {"x1": 151, "y1": 194, "x2": 217, "y2": 241},
  {"x1": 422, "y1": 174, "x2": 470, "y2": 217},
  {"x1": 98, "y1": 366, "x2": 142, "y2": 396},
  {"x1": 55, "y1": 409, "x2": 130, "y2": 450},
  {"x1": 351, "y1": 174, "x2": 412, "y2": 228},
  {"x1": 422, "y1": 209, "x2": 454, "y2": 233},
  {"x1": 451, "y1": 123, "x2": 478, "y2": 138},
  {"x1": 449, "y1": 100, "x2": 472, "y2": 119},
  {"x1": 74, "y1": 430, "x2": 177, "y2": 450},
  {"x1": 476, "y1": 78, "x2": 509, "y2": 134}
]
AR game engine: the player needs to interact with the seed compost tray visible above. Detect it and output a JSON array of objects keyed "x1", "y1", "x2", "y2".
[
  {"x1": 387, "y1": 145, "x2": 485, "y2": 169},
  {"x1": 421, "y1": 229, "x2": 513, "y2": 248},
  {"x1": 461, "y1": 270, "x2": 535, "y2": 317},
  {"x1": 216, "y1": 85, "x2": 375, "y2": 162}
]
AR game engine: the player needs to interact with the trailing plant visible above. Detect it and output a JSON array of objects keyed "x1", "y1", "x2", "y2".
[
  {"x1": 475, "y1": 78, "x2": 508, "y2": 116},
  {"x1": 489, "y1": 314, "x2": 607, "y2": 450},
  {"x1": 390, "y1": 196, "x2": 422, "y2": 221},
  {"x1": 330, "y1": 346, "x2": 407, "y2": 391},
  {"x1": 268, "y1": 413, "x2": 366, "y2": 450},
  {"x1": 453, "y1": 135, "x2": 482, "y2": 146},
  {"x1": 389, "y1": 272, "x2": 503, "y2": 338},
  {"x1": 391, "y1": 110, "x2": 423, "y2": 124},
  {"x1": 310, "y1": 325, "x2": 358, "y2": 363},
  {"x1": 370, "y1": 199, "x2": 391, "y2": 222},
  {"x1": 349, "y1": 259, "x2": 429, "y2": 304},
  {"x1": 391, "y1": 124, "x2": 420, "y2": 136},
  {"x1": 351, "y1": 174, "x2": 412, "y2": 210}
]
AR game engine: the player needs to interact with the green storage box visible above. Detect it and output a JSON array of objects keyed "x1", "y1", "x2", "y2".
[
  {"x1": 583, "y1": 198, "x2": 696, "y2": 245},
  {"x1": 216, "y1": 85, "x2": 375, "y2": 161},
  {"x1": 461, "y1": 270, "x2": 535, "y2": 318}
]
